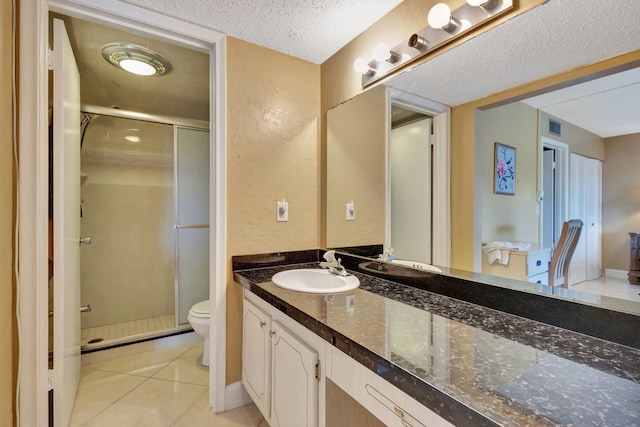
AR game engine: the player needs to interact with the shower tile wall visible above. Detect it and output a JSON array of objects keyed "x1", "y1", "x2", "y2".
[{"x1": 80, "y1": 116, "x2": 175, "y2": 329}]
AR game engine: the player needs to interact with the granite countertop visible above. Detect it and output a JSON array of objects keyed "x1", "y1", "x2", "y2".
[{"x1": 234, "y1": 262, "x2": 640, "y2": 427}]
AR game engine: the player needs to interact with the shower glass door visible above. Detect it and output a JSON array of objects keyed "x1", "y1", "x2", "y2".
[{"x1": 175, "y1": 127, "x2": 210, "y2": 325}]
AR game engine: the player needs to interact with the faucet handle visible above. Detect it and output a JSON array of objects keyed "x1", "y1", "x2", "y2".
[{"x1": 323, "y1": 250, "x2": 337, "y2": 263}]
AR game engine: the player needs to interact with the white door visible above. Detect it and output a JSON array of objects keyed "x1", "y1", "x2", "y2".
[
  {"x1": 51, "y1": 18, "x2": 82, "y2": 426},
  {"x1": 585, "y1": 159, "x2": 602, "y2": 280},
  {"x1": 390, "y1": 117, "x2": 432, "y2": 263},
  {"x1": 271, "y1": 322, "x2": 318, "y2": 427},
  {"x1": 569, "y1": 154, "x2": 602, "y2": 285}
]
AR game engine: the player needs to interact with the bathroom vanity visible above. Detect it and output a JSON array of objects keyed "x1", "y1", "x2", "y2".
[{"x1": 234, "y1": 251, "x2": 640, "y2": 427}]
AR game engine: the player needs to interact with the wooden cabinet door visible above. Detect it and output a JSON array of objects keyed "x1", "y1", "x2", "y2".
[
  {"x1": 271, "y1": 322, "x2": 318, "y2": 427},
  {"x1": 242, "y1": 299, "x2": 272, "y2": 419}
]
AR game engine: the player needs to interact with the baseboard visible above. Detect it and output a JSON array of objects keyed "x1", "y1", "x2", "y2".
[
  {"x1": 225, "y1": 381, "x2": 252, "y2": 410},
  {"x1": 605, "y1": 269, "x2": 628, "y2": 280}
]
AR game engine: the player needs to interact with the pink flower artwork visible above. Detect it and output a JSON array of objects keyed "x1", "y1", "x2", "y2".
[
  {"x1": 497, "y1": 160, "x2": 506, "y2": 178},
  {"x1": 494, "y1": 143, "x2": 516, "y2": 195}
]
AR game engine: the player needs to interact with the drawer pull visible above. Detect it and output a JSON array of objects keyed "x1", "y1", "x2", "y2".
[
  {"x1": 365, "y1": 384, "x2": 426, "y2": 427},
  {"x1": 536, "y1": 260, "x2": 541, "y2": 266}
]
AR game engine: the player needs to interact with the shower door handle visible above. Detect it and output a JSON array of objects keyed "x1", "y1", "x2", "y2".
[{"x1": 80, "y1": 236, "x2": 92, "y2": 245}]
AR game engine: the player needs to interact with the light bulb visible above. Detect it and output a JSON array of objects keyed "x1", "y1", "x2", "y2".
[
  {"x1": 428, "y1": 3, "x2": 453, "y2": 29},
  {"x1": 353, "y1": 57, "x2": 373, "y2": 75},
  {"x1": 466, "y1": 0, "x2": 498, "y2": 9},
  {"x1": 372, "y1": 43, "x2": 392, "y2": 62},
  {"x1": 119, "y1": 59, "x2": 156, "y2": 76}
]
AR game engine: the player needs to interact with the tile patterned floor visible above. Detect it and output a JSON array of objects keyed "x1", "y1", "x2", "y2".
[
  {"x1": 71, "y1": 339, "x2": 267, "y2": 427},
  {"x1": 81, "y1": 314, "x2": 176, "y2": 346},
  {"x1": 572, "y1": 275, "x2": 640, "y2": 302}
]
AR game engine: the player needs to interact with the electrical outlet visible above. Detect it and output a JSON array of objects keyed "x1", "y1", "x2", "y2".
[
  {"x1": 277, "y1": 201, "x2": 288, "y2": 222},
  {"x1": 346, "y1": 201, "x2": 355, "y2": 221}
]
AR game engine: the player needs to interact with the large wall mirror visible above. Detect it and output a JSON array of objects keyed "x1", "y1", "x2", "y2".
[{"x1": 325, "y1": 1, "x2": 640, "y2": 314}]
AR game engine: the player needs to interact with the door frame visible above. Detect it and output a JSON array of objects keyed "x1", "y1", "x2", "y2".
[
  {"x1": 18, "y1": 1, "x2": 227, "y2": 424},
  {"x1": 387, "y1": 89, "x2": 451, "y2": 267},
  {"x1": 540, "y1": 137, "x2": 569, "y2": 246}
]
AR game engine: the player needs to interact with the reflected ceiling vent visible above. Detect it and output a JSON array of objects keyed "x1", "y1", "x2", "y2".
[
  {"x1": 101, "y1": 43, "x2": 172, "y2": 76},
  {"x1": 549, "y1": 118, "x2": 562, "y2": 137}
]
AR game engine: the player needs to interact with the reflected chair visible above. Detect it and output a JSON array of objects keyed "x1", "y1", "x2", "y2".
[{"x1": 548, "y1": 219, "x2": 583, "y2": 288}]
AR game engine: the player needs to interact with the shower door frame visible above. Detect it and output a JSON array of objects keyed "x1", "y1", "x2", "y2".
[{"x1": 18, "y1": 1, "x2": 229, "y2": 424}]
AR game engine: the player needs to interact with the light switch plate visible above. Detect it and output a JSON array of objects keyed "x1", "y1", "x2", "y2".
[
  {"x1": 277, "y1": 201, "x2": 288, "y2": 222},
  {"x1": 346, "y1": 202, "x2": 355, "y2": 221}
]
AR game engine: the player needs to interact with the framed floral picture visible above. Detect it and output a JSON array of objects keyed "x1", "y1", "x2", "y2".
[{"x1": 494, "y1": 142, "x2": 516, "y2": 195}]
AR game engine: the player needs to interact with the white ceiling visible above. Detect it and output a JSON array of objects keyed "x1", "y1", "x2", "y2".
[
  {"x1": 119, "y1": 0, "x2": 405, "y2": 64},
  {"x1": 522, "y1": 68, "x2": 640, "y2": 138}
]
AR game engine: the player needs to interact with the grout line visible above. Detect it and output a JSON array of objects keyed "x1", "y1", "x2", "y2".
[
  {"x1": 75, "y1": 373, "x2": 151, "y2": 426},
  {"x1": 169, "y1": 386, "x2": 210, "y2": 427}
]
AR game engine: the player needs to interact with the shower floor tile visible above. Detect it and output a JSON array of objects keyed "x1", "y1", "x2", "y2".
[{"x1": 81, "y1": 314, "x2": 176, "y2": 345}]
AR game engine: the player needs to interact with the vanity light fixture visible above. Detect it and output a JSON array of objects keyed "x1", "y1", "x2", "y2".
[
  {"x1": 353, "y1": 57, "x2": 376, "y2": 76},
  {"x1": 372, "y1": 42, "x2": 401, "y2": 63},
  {"x1": 467, "y1": 0, "x2": 500, "y2": 12},
  {"x1": 428, "y1": 3, "x2": 460, "y2": 34},
  {"x1": 408, "y1": 34, "x2": 429, "y2": 52},
  {"x1": 354, "y1": 0, "x2": 513, "y2": 87},
  {"x1": 102, "y1": 43, "x2": 172, "y2": 77}
]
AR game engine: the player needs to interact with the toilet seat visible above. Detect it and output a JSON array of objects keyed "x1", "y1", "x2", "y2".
[{"x1": 189, "y1": 300, "x2": 210, "y2": 318}]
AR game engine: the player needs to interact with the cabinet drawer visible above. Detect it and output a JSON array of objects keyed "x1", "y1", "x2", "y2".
[
  {"x1": 527, "y1": 271, "x2": 548, "y2": 286},
  {"x1": 329, "y1": 347, "x2": 453, "y2": 427},
  {"x1": 526, "y1": 249, "x2": 550, "y2": 276}
]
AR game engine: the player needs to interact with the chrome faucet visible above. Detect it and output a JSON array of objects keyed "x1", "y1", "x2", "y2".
[{"x1": 320, "y1": 250, "x2": 349, "y2": 276}]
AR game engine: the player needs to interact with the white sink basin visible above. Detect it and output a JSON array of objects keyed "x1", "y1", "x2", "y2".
[{"x1": 271, "y1": 269, "x2": 360, "y2": 294}]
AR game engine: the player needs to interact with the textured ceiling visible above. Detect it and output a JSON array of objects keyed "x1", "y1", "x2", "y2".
[
  {"x1": 386, "y1": 0, "x2": 640, "y2": 108},
  {"x1": 55, "y1": 14, "x2": 210, "y2": 121},
  {"x1": 119, "y1": 0, "x2": 405, "y2": 64}
]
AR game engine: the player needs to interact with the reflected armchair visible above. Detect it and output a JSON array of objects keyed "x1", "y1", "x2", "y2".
[{"x1": 549, "y1": 219, "x2": 583, "y2": 288}]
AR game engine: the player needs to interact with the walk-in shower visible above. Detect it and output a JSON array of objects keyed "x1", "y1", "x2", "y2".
[{"x1": 79, "y1": 107, "x2": 209, "y2": 351}]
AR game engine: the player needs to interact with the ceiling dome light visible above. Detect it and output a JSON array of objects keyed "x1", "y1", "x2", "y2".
[{"x1": 101, "y1": 43, "x2": 172, "y2": 77}]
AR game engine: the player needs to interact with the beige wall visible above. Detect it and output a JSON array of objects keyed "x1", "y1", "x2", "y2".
[
  {"x1": 451, "y1": 50, "x2": 640, "y2": 271},
  {"x1": 1, "y1": 0, "x2": 16, "y2": 424},
  {"x1": 326, "y1": 85, "x2": 387, "y2": 248},
  {"x1": 603, "y1": 133, "x2": 640, "y2": 271},
  {"x1": 226, "y1": 37, "x2": 321, "y2": 383},
  {"x1": 476, "y1": 102, "x2": 539, "y2": 244},
  {"x1": 540, "y1": 111, "x2": 604, "y2": 161},
  {"x1": 320, "y1": 0, "x2": 548, "y2": 268}
]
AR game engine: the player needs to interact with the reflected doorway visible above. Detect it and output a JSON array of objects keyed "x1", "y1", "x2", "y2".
[
  {"x1": 541, "y1": 137, "x2": 568, "y2": 251},
  {"x1": 389, "y1": 104, "x2": 433, "y2": 264}
]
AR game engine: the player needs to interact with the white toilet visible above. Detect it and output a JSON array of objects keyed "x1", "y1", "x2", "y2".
[{"x1": 188, "y1": 300, "x2": 210, "y2": 366}]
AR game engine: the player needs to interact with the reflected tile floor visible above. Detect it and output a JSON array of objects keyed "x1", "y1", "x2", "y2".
[
  {"x1": 71, "y1": 340, "x2": 267, "y2": 427},
  {"x1": 572, "y1": 274, "x2": 640, "y2": 302}
]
